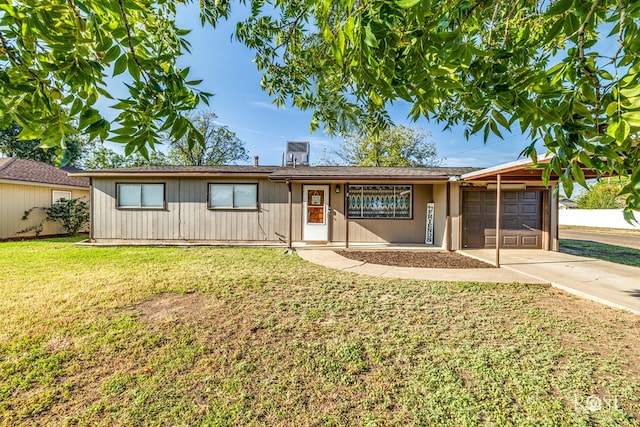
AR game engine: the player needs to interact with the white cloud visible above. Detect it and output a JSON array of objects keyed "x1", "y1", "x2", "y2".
[
  {"x1": 249, "y1": 101, "x2": 281, "y2": 111},
  {"x1": 240, "y1": 127, "x2": 267, "y2": 135}
]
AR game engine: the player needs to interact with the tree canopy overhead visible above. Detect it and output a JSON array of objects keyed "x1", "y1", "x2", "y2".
[
  {"x1": 1, "y1": 0, "x2": 639, "y2": 216},
  {"x1": 325, "y1": 125, "x2": 442, "y2": 167},
  {"x1": 234, "y1": 0, "x2": 640, "y2": 217},
  {"x1": 0, "y1": 0, "x2": 212, "y2": 163}
]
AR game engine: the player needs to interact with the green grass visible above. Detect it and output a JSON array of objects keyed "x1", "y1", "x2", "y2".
[
  {"x1": 1, "y1": 240, "x2": 639, "y2": 426},
  {"x1": 560, "y1": 239, "x2": 640, "y2": 268}
]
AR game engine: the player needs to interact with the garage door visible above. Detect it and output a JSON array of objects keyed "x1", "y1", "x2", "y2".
[{"x1": 462, "y1": 190, "x2": 543, "y2": 249}]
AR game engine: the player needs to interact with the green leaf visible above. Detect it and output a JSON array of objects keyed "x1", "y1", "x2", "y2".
[
  {"x1": 102, "y1": 45, "x2": 121, "y2": 63},
  {"x1": 571, "y1": 162, "x2": 587, "y2": 188},
  {"x1": 492, "y1": 110, "x2": 510, "y2": 130},
  {"x1": 620, "y1": 86, "x2": 640, "y2": 98},
  {"x1": 605, "y1": 101, "x2": 618, "y2": 117},
  {"x1": 113, "y1": 55, "x2": 127, "y2": 76},
  {"x1": 562, "y1": 175, "x2": 574, "y2": 197},
  {"x1": 128, "y1": 56, "x2": 141, "y2": 81},
  {"x1": 363, "y1": 24, "x2": 378, "y2": 48},
  {"x1": 547, "y1": 0, "x2": 573, "y2": 16},
  {"x1": 621, "y1": 111, "x2": 640, "y2": 127},
  {"x1": 396, "y1": 0, "x2": 420, "y2": 8}
]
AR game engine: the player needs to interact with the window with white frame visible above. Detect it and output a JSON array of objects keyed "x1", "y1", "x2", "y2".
[
  {"x1": 209, "y1": 183, "x2": 258, "y2": 209},
  {"x1": 52, "y1": 190, "x2": 72, "y2": 204},
  {"x1": 117, "y1": 183, "x2": 165, "y2": 208},
  {"x1": 347, "y1": 185, "x2": 412, "y2": 219}
]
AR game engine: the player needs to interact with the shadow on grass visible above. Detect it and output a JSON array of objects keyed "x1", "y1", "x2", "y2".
[{"x1": 560, "y1": 239, "x2": 640, "y2": 268}]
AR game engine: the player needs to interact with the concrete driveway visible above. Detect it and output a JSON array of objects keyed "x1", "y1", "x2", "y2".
[{"x1": 462, "y1": 249, "x2": 640, "y2": 314}]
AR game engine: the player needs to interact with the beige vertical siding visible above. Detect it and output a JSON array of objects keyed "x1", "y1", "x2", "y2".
[
  {"x1": 92, "y1": 177, "x2": 289, "y2": 242},
  {"x1": 329, "y1": 183, "x2": 345, "y2": 242},
  {"x1": 0, "y1": 182, "x2": 89, "y2": 239},
  {"x1": 432, "y1": 183, "x2": 447, "y2": 248},
  {"x1": 327, "y1": 183, "x2": 433, "y2": 244},
  {"x1": 291, "y1": 183, "x2": 303, "y2": 242},
  {"x1": 449, "y1": 183, "x2": 462, "y2": 251}
]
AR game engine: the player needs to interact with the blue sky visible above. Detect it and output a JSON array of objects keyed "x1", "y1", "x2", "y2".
[{"x1": 102, "y1": 4, "x2": 543, "y2": 168}]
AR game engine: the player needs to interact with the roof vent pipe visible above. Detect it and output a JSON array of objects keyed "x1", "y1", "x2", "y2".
[{"x1": 253, "y1": 156, "x2": 259, "y2": 167}]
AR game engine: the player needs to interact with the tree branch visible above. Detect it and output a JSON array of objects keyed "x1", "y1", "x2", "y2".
[
  {"x1": 574, "y1": 0, "x2": 601, "y2": 133},
  {"x1": 612, "y1": 0, "x2": 626, "y2": 64},
  {"x1": 116, "y1": 0, "x2": 147, "y2": 83},
  {"x1": 0, "y1": 31, "x2": 42, "y2": 83}
]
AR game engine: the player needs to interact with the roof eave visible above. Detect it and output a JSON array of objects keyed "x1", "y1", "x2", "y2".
[
  {"x1": 268, "y1": 175, "x2": 453, "y2": 182},
  {"x1": 0, "y1": 178, "x2": 89, "y2": 189},
  {"x1": 460, "y1": 156, "x2": 553, "y2": 181},
  {"x1": 68, "y1": 171, "x2": 274, "y2": 178}
]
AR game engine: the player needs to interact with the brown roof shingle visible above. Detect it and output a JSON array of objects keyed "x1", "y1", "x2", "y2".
[
  {"x1": 69, "y1": 165, "x2": 480, "y2": 181},
  {"x1": 0, "y1": 158, "x2": 90, "y2": 188},
  {"x1": 268, "y1": 166, "x2": 481, "y2": 181},
  {"x1": 68, "y1": 165, "x2": 280, "y2": 177}
]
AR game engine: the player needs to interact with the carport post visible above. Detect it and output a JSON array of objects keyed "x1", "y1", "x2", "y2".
[
  {"x1": 495, "y1": 174, "x2": 501, "y2": 267},
  {"x1": 287, "y1": 180, "x2": 293, "y2": 249},
  {"x1": 345, "y1": 182, "x2": 350, "y2": 249}
]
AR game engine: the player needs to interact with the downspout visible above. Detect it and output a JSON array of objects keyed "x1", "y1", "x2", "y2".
[
  {"x1": 495, "y1": 174, "x2": 502, "y2": 267},
  {"x1": 287, "y1": 180, "x2": 293, "y2": 249},
  {"x1": 552, "y1": 184, "x2": 559, "y2": 251},
  {"x1": 89, "y1": 178, "x2": 94, "y2": 242}
]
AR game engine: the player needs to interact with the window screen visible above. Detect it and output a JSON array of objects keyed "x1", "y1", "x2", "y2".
[
  {"x1": 209, "y1": 184, "x2": 257, "y2": 209},
  {"x1": 52, "y1": 190, "x2": 71, "y2": 204},
  {"x1": 117, "y1": 183, "x2": 165, "y2": 208}
]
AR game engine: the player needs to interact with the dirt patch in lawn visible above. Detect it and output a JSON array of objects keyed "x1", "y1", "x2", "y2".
[
  {"x1": 130, "y1": 292, "x2": 211, "y2": 324},
  {"x1": 334, "y1": 250, "x2": 494, "y2": 268}
]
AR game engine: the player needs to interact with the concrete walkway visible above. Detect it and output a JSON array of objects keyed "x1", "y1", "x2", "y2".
[
  {"x1": 297, "y1": 248, "x2": 640, "y2": 314},
  {"x1": 297, "y1": 250, "x2": 546, "y2": 284}
]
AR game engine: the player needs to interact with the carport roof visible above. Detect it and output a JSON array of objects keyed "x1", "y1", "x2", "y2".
[{"x1": 460, "y1": 156, "x2": 600, "y2": 182}]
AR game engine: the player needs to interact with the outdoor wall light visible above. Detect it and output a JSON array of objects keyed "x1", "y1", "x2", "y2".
[{"x1": 335, "y1": 184, "x2": 341, "y2": 194}]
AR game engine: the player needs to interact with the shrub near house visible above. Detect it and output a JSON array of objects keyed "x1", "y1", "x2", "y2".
[{"x1": 20, "y1": 198, "x2": 89, "y2": 237}]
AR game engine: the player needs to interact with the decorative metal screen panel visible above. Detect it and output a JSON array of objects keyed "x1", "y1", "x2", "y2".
[{"x1": 347, "y1": 185, "x2": 412, "y2": 219}]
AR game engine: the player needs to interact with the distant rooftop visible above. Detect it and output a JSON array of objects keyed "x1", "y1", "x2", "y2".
[{"x1": 0, "y1": 158, "x2": 89, "y2": 188}]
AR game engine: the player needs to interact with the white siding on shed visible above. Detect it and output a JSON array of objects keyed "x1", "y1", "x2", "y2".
[{"x1": 0, "y1": 182, "x2": 89, "y2": 239}]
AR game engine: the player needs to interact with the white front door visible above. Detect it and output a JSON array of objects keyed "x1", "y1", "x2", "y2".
[{"x1": 303, "y1": 185, "x2": 329, "y2": 241}]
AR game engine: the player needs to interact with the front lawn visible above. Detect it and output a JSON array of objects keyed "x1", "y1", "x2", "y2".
[
  {"x1": 0, "y1": 240, "x2": 638, "y2": 425},
  {"x1": 560, "y1": 239, "x2": 640, "y2": 268}
]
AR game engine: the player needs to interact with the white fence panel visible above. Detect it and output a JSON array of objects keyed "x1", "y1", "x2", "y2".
[{"x1": 559, "y1": 208, "x2": 640, "y2": 230}]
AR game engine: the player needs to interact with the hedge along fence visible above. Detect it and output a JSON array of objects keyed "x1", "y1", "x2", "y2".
[{"x1": 559, "y1": 209, "x2": 640, "y2": 230}]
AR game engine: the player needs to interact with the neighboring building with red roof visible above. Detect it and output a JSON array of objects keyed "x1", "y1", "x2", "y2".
[{"x1": 0, "y1": 158, "x2": 90, "y2": 239}]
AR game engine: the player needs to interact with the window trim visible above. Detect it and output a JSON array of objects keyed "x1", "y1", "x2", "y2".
[
  {"x1": 347, "y1": 184, "x2": 413, "y2": 220},
  {"x1": 52, "y1": 190, "x2": 72, "y2": 204},
  {"x1": 207, "y1": 182, "x2": 259, "y2": 210},
  {"x1": 116, "y1": 182, "x2": 166, "y2": 210}
]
